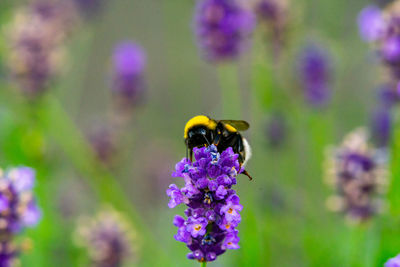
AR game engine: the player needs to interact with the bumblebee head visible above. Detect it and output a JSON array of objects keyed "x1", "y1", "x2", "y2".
[{"x1": 184, "y1": 115, "x2": 216, "y2": 149}]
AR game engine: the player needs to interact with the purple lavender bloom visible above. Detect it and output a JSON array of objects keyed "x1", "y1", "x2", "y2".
[
  {"x1": 379, "y1": 84, "x2": 400, "y2": 107},
  {"x1": 371, "y1": 107, "x2": 392, "y2": 148},
  {"x1": 358, "y1": 5, "x2": 385, "y2": 42},
  {"x1": 359, "y1": 3, "x2": 400, "y2": 79},
  {"x1": 298, "y1": 43, "x2": 332, "y2": 107},
  {"x1": 382, "y1": 36, "x2": 400, "y2": 63},
  {"x1": 386, "y1": 254, "x2": 400, "y2": 267},
  {"x1": 0, "y1": 166, "x2": 41, "y2": 266},
  {"x1": 6, "y1": 1, "x2": 76, "y2": 97},
  {"x1": 167, "y1": 145, "x2": 243, "y2": 262},
  {"x1": 265, "y1": 113, "x2": 287, "y2": 148},
  {"x1": 1, "y1": 167, "x2": 41, "y2": 232},
  {"x1": 255, "y1": 0, "x2": 288, "y2": 55},
  {"x1": 325, "y1": 129, "x2": 387, "y2": 222},
  {"x1": 72, "y1": 0, "x2": 103, "y2": 18},
  {"x1": 75, "y1": 207, "x2": 136, "y2": 267},
  {"x1": 88, "y1": 126, "x2": 117, "y2": 165},
  {"x1": 194, "y1": 0, "x2": 256, "y2": 62},
  {"x1": 256, "y1": 0, "x2": 284, "y2": 21},
  {"x1": 111, "y1": 41, "x2": 146, "y2": 107}
]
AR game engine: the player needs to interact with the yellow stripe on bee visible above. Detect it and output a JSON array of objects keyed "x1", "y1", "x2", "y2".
[
  {"x1": 184, "y1": 115, "x2": 217, "y2": 138},
  {"x1": 224, "y1": 123, "x2": 237, "y2": 133}
]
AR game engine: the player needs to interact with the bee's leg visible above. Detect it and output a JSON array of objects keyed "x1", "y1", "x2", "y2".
[
  {"x1": 190, "y1": 149, "x2": 193, "y2": 162},
  {"x1": 242, "y1": 169, "x2": 253, "y2": 181}
]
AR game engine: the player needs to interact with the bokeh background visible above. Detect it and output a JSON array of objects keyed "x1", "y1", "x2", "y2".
[{"x1": 0, "y1": 0, "x2": 398, "y2": 266}]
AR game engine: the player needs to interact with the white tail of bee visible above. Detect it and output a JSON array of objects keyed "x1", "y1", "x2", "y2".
[{"x1": 242, "y1": 138, "x2": 252, "y2": 167}]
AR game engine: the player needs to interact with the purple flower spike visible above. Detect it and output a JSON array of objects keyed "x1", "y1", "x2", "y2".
[
  {"x1": 298, "y1": 43, "x2": 332, "y2": 107},
  {"x1": 75, "y1": 207, "x2": 136, "y2": 266},
  {"x1": 359, "y1": 3, "x2": 400, "y2": 79},
  {"x1": 358, "y1": 5, "x2": 385, "y2": 42},
  {"x1": 385, "y1": 254, "x2": 400, "y2": 267},
  {"x1": 111, "y1": 41, "x2": 146, "y2": 108},
  {"x1": 194, "y1": 0, "x2": 255, "y2": 62},
  {"x1": 0, "y1": 166, "x2": 41, "y2": 266},
  {"x1": 325, "y1": 128, "x2": 387, "y2": 222},
  {"x1": 9, "y1": 167, "x2": 35, "y2": 193},
  {"x1": 6, "y1": 1, "x2": 76, "y2": 97},
  {"x1": 371, "y1": 107, "x2": 392, "y2": 148},
  {"x1": 167, "y1": 145, "x2": 243, "y2": 262}
]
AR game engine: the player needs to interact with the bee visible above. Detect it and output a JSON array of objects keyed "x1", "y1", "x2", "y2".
[{"x1": 184, "y1": 115, "x2": 253, "y2": 180}]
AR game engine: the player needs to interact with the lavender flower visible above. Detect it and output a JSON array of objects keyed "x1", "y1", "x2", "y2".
[
  {"x1": 255, "y1": 0, "x2": 289, "y2": 55},
  {"x1": 386, "y1": 254, "x2": 400, "y2": 267},
  {"x1": 378, "y1": 84, "x2": 400, "y2": 107},
  {"x1": 298, "y1": 43, "x2": 332, "y2": 107},
  {"x1": 88, "y1": 126, "x2": 116, "y2": 165},
  {"x1": 357, "y1": 3, "x2": 400, "y2": 79},
  {"x1": 265, "y1": 113, "x2": 287, "y2": 148},
  {"x1": 6, "y1": 0, "x2": 76, "y2": 96},
  {"x1": 72, "y1": 0, "x2": 103, "y2": 18},
  {"x1": 0, "y1": 167, "x2": 41, "y2": 266},
  {"x1": 111, "y1": 41, "x2": 146, "y2": 110},
  {"x1": 371, "y1": 107, "x2": 392, "y2": 148},
  {"x1": 194, "y1": 0, "x2": 256, "y2": 62},
  {"x1": 75, "y1": 207, "x2": 137, "y2": 267},
  {"x1": 167, "y1": 145, "x2": 243, "y2": 262},
  {"x1": 324, "y1": 128, "x2": 387, "y2": 222},
  {"x1": 358, "y1": 5, "x2": 385, "y2": 42}
]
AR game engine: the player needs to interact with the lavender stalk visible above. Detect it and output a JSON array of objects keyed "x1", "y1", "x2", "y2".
[{"x1": 167, "y1": 145, "x2": 243, "y2": 263}]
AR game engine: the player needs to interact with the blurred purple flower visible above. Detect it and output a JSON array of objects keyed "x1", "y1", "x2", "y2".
[
  {"x1": 298, "y1": 43, "x2": 332, "y2": 107},
  {"x1": 194, "y1": 0, "x2": 255, "y2": 62},
  {"x1": 325, "y1": 129, "x2": 387, "y2": 222},
  {"x1": 358, "y1": 5, "x2": 385, "y2": 42},
  {"x1": 75, "y1": 207, "x2": 137, "y2": 267},
  {"x1": 0, "y1": 166, "x2": 41, "y2": 266},
  {"x1": 167, "y1": 145, "x2": 242, "y2": 263},
  {"x1": 6, "y1": 0, "x2": 76, "y2": 96},
  {"x1": 255, "y1": 0, "x2": 288, "y2": 55},
  {"x1": 111, "y1": 41, "x2": 146, "y2": 108},
  {"x1": 382, "y1": 36, "x2": 400, "y2": 63},
  {"x1": 378, "y1": 84, "x2": 399, "y2": 107},
  {"x1": 72, "y1": 0, "x2": 103, "y2": 18},
  {"x1": 88, "y1": 125, "x2": 116, "y2": 165},
  {"x1": 265, "y1": 113, "x2": 287, "y2": 148},
  {"x1": 371, "y1": 107, "x2": 392, "y2": 148},
  {"x1": 386, "y1": 254, "x2": 400, "y2": 267},
  {"x1": 358, "y1": 3, "x2": 400, "y2": 79}
]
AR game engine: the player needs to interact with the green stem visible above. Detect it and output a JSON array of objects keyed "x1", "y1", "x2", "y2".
[
  {"x1": 217, "y1": 64, "x2": 242, "y2": 119},
  {"x1": 36, "y1": 94, "x2": 170, "y2": 265},
  {"x1": 389, "y1": 107, "x2": 400, "y2": 215},
  {"x1": 201, "y1": 261, "x2": 207, "y2": 267}
]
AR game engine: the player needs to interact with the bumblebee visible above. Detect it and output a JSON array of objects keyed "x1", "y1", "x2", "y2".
[{"x1": 184, "y1": 115, "x2": 252, "y2": 180}]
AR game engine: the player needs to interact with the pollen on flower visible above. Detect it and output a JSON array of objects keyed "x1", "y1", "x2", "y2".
[{"x1": 167, "y1": 145, "x2": 243, "y2": 262}]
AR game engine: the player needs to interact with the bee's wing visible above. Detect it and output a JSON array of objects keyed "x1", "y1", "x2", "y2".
[{"x1": 220, "y1": 120, "x2": 250, "y2": 131}]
